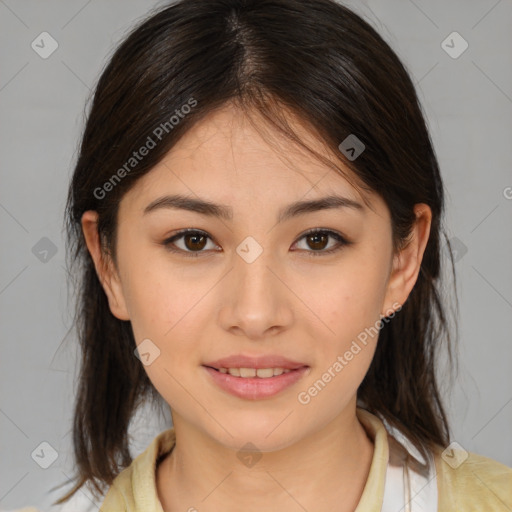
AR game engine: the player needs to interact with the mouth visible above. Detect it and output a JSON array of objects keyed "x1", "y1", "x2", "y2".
[
  {"x1": 203, "y1": 365, "x2": 305, "y2": 378},
  {"x1": 202, "y1": 364, "x2": 310, "y2": 400}
]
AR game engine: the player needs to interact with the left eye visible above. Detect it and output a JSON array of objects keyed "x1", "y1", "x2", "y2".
[
  {"x1": 162, "y1": 228, "x2": 350, "y2": 257},
  {"x1": 293, "y1": 229, "x2": 349, "y2": 256}
]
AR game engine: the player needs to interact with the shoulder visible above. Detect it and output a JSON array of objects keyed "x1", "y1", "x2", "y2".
[
  {"x1": 433, "y1": 444, "x2": 512, "y2": 510},
  {"x1": 99, "y1": 463, "x2": 138, "y2": 512},
  {"x1": 99, "y1": 427, "x2": 176, "y2": 511},
  {"x1": 99, "y1": 459, "x2": 148, "y2": 511},
  {"x1": 100, "y1": 480, "x2": 126, "y2": 511}
]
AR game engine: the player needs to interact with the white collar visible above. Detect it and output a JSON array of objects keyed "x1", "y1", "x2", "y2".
[{"x1": 374, "y1": 412, "x2": 438, "y2": 512}]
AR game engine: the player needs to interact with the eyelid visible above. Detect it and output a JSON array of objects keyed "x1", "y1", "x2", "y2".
[{"x1": 161, "y1": 227, "x2": 352, "y2": 257}]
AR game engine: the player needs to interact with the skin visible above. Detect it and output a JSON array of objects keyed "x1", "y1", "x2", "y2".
[{"x1": 82, "y1": 102, "x2": 432, "y2": 512}]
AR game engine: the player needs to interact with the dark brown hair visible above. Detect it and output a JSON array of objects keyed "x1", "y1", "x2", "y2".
[{"x1": 55, "y1": 0, "x2": 459, "y2": 504}]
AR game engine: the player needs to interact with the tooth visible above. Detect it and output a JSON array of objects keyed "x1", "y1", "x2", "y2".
[
  {"x1": 222, "y1": 367, "x2": 295, "y2": 378},
  {"x1": 256, "y1": 368, "x2": 274, "y2": 378},
  {"x1": 239, "y1": 367, "x2": 256, "y2": 378}
]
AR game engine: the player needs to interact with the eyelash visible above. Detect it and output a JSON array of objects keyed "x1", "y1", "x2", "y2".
[{"x1": 161, "y1": 228, "x2": 351, "y2": 258}]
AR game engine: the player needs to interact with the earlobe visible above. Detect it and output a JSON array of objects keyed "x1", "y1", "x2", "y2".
[
  {"x1": 81, "y1": 210, "x2": 131, "y2": 321},
  {"x1": 381, "y1": 204, "x2": 432, "y2": 316}
]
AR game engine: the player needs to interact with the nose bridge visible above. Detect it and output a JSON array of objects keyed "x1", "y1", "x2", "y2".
[
  {"x1": 219, "y1": 235, "x2": 293, "y2": 336},
  {"x1": 233, "y1": 235, "x2": 278, "y2": 304}
]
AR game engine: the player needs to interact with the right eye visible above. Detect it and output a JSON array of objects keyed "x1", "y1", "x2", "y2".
[{"x1": 161, "y1": 229, "x2": 219, "y2": 257}]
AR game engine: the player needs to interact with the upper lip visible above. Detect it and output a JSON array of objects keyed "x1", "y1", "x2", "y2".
[{"x1": 203, "y1": 354, "x2": 308, "y2": 370}]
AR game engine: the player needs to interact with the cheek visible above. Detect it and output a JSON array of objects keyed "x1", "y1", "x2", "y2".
[
  {"x1": 120, "y1": 248, "x2": 202, "y2": 342},
  {"x1": 296, "y1": 266, "x2": 386, "y2": 409},
  {"x1": 123, "y1": 262, "x2": 205, "y2": 407},
  {"x1": 310, "y1": 257, "x2": 390, "y2": 348}
]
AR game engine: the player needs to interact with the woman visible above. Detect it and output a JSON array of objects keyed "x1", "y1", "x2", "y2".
[{"x1": 52, "y1": 0, "x2": 512, "y2": 510}]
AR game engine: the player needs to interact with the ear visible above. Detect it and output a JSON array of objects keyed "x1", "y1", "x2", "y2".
[
  {"x1": 81, "y1": 210, "x2": 130, "y2": 321},
  {"x1": 381, "y1": 204, "x2": 432, "y2": 317}
]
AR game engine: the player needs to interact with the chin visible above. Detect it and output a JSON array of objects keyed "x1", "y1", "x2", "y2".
[{"x1": 209, "y1": 419, "x2": 300, "y2": 452}]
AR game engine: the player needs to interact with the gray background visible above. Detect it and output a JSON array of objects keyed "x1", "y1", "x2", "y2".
[{"x1": 1, "y1": 0, "x2": 511, "y2": 510}]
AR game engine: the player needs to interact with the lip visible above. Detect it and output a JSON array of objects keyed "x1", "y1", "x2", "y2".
[
  {"x1": 203, "y1": 354, "x2": 308, "y2": 370},
  {"x1": 203, "y1": 365, "x2": 310, "y2": 400}
]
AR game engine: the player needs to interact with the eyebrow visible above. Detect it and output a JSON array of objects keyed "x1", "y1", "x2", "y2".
[{"x1": 143, "y1": 193, "x2": 364, "y2": 223}]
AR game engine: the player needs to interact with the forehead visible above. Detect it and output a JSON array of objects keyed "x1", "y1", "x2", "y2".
[
  {"x1": 162, "y1": 104, "x2": 358, "y2": 183},
  {"x1": 120, "y1": 103, "x2": 378, "y2": 216}
]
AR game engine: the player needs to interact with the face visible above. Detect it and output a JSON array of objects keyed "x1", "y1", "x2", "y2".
[{"x1": 83, "y1": 102, "x2": 430, "y2": 452}]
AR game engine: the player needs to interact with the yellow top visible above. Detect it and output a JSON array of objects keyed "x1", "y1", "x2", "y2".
[{"x1": 99, "y1": 407, "x2": 512, "y2": 511}]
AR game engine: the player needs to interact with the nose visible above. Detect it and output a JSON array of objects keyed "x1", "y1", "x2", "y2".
[{"x1": 217, "y1": 245, "x2": 294, "y2": 340}]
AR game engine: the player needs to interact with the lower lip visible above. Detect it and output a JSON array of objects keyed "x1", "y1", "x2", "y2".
[{"x1": 203, "y1": 366, "x2": 309, "y2": 400}]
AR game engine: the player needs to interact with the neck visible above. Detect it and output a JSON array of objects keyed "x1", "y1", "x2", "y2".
[{"x1": 156, "y1": 406, "x2": 374, "y2": 512}]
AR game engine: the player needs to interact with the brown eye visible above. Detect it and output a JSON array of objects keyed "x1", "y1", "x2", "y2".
[
  {"x1": 162, "y1": 229, "x2": 217, "y2": 257},
  {"x1": 183, "y1": 232, "x2": 208, "y2": 251},
  {"x1": 306, "y1": 232, "x2": 329, "y2": 251},
  {"x1": 293, "y1": 229, "x2": 350, "y2": 257},
  {"x1": 162, "y1": 228, "x2": 350, "y2": 258}
]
